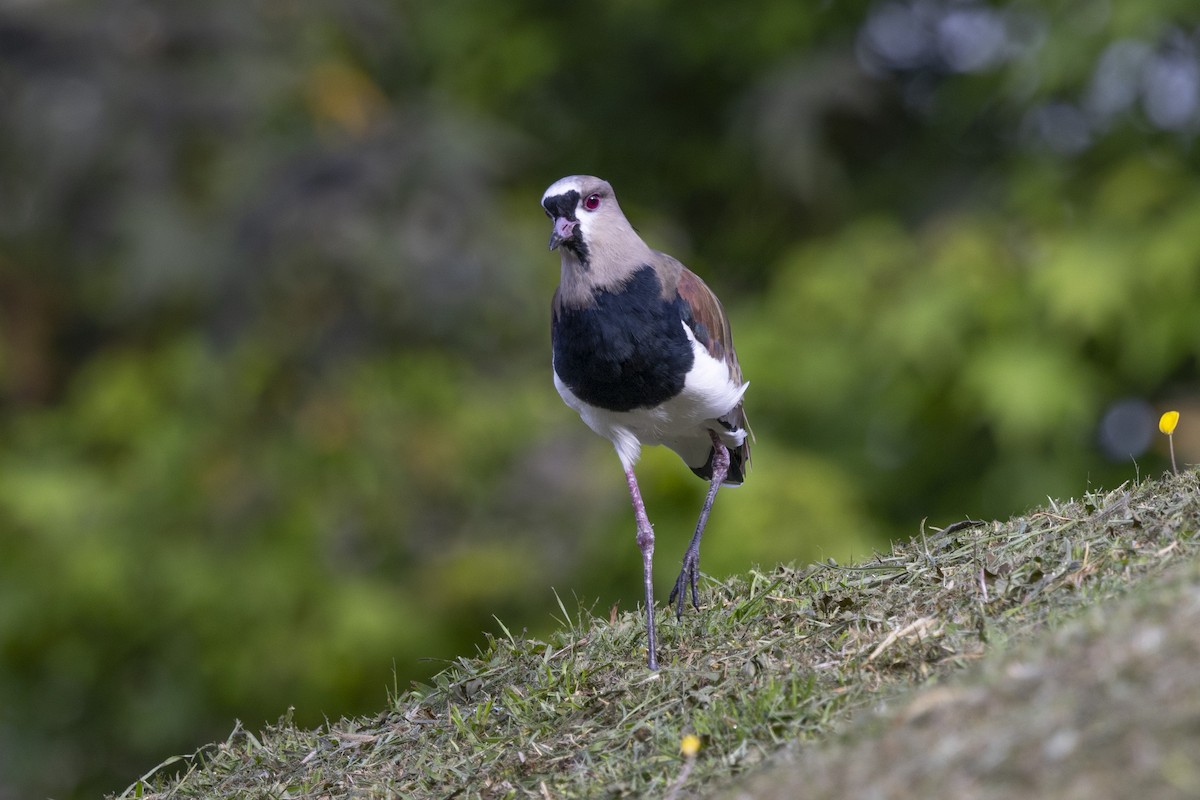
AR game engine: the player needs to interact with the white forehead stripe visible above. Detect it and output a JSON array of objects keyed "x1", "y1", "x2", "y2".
[{"x1": 541, "y1": 176, "x2": 587, "y2": 204}]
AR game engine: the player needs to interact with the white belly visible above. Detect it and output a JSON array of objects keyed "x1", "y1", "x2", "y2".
[{"x1": 554, "y1": 328, "x2": 747, "y2": 472}]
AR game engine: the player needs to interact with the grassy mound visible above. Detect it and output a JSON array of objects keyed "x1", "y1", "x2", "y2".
[{"x1": 117, "y1": 470, "x2": 1199, "y2": 799}]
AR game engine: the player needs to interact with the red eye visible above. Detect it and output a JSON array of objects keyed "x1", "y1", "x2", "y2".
[{"x1": 583, "y1": 193, "x2": 601, "y2": 211}]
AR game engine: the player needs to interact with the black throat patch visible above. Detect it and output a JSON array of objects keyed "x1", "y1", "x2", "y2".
[{"x1": 542, "y1": 190, "x2": 589, "y2": 263}]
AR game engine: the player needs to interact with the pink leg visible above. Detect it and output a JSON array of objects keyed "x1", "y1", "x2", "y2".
[
  {"x1": 624, "y1": 467, "x2": 659, "y2": 670},
  {"x1": 669, "y1": 430, "x2": 729, "y2": 618}
]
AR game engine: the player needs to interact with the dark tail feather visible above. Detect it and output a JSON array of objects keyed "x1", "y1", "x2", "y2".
[
  {"x1": 690, "y1": 435, "x2": 750, "y2": 486},
  {"x1": 690, "y1": 405, "x2": 753, "y2": 485}
]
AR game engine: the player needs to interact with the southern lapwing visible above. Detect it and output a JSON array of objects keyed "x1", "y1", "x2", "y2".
[{"x1": 541, "y1": 175, "x2": 751, "y2": 670}]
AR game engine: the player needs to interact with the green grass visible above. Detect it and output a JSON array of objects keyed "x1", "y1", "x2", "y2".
[{"x1": 116, "y1": 469, "x2": 1200, "y2": 799}]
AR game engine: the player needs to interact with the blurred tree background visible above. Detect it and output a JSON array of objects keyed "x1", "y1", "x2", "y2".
[{"x1": 1, "y1": 0, "x2": 1199, "y2": 796}]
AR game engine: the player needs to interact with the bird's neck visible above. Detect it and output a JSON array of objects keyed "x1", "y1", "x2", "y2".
[{"x1": 556, "y1": 252, "x2": 599, "y2": 309}]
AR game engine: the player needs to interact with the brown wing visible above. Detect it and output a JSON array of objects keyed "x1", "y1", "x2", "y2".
[
  {"x1": 676, "y1": 267, "x2": 753, "y2": 479},
  {"x1": 676, "y1": 267, "x2": 740, "y2": 381}
]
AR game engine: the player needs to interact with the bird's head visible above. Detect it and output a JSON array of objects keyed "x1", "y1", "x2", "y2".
[{"x1": 540, "y1": 175, "x2": 623, "y2": 264}]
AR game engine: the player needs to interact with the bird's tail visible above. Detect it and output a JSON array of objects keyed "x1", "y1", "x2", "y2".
[{"x1": 691, "y1": 407, "x2": 753, "y2": 486}]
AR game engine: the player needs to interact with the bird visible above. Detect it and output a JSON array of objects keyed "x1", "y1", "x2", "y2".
[{"x1": 541, "y1": 175, "x2": 751, "y2": 670}]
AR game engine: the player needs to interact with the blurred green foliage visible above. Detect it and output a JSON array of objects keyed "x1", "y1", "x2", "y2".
[{"x1": 1, "y1": 1, "x2": 1198, "y2": 797}]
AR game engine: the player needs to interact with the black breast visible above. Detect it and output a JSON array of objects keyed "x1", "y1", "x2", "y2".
[{"x1": 552, "y1": 266, "x2": 694, "y2": 412}]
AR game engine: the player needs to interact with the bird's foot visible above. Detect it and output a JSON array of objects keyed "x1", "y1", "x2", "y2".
[{"x1": 668, "y1": 547, "x2": 701, "y2": 620}]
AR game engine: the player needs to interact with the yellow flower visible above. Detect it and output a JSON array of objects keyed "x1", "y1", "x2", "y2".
[
  {"x1": 680, "y1": 734, "x2": 701, "y2": 757},
  {"x1": 1160, "y1": 410, "x2": 1180, "y2": 435}
]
